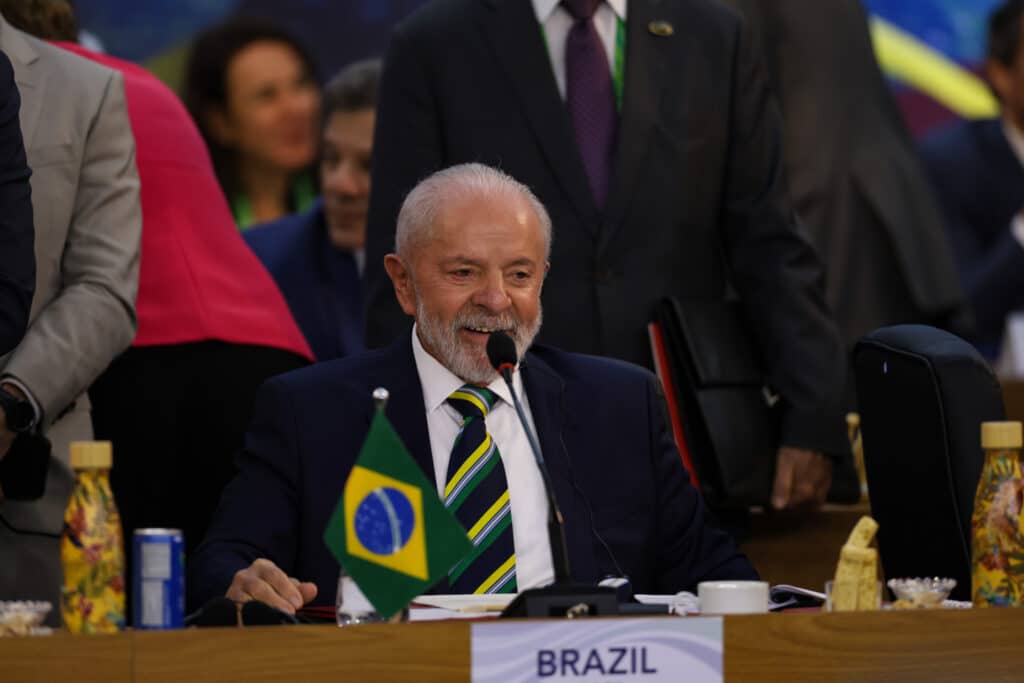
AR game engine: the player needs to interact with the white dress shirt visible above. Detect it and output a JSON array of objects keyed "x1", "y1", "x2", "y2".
[
  {"x1": 353, "y1": 248, "x2": 366, "y2": 277},
  {"x1": 1003, "y1": 120, "x2": 1024, "y2": 249},
  {"x1": 411, "y1": 327, "x2": 555, "y2": 591},
  {"x1": 532, "y1": 0, "x2": 628, "y2": 100}
]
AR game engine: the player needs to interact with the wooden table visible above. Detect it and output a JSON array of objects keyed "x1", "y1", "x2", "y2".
[{"x1": 5, "y1": 608, "x2": 1024, "y2": 682}]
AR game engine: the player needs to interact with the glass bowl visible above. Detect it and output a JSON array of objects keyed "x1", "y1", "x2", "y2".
[
  {"x1": 0, "y1": 601, "x2": 52, "y2": 636},
  {"x1": 887, "y1": 577, "x2": 957, "y2": 608}
]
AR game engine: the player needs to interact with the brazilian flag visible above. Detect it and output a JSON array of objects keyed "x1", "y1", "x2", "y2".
[{"x1": 323, "y1": 406, "x2": 472, "y2": 618}]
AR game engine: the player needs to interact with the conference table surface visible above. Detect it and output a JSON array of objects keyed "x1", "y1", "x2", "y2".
[{"x1": 5, "y1": 606, "x2": 1024, "y2": 682}]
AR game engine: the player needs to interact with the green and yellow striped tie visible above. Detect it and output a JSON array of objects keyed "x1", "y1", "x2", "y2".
[{"x1": 444, "y1": 385, "x2": 517, "y2": 594}]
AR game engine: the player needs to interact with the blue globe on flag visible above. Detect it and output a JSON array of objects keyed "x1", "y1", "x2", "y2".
[{"x1": 353, "y1": 487, "x2": 416, "y2": 556}]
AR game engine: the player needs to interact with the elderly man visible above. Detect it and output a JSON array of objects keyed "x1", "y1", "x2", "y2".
[{"x1": 189, "y1": 163, "x2": 756, "y2": 613}]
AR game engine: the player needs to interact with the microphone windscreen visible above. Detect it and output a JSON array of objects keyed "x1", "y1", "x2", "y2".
[{"x1": 487, "y1": 331, "x2": 518, "y2": 371}]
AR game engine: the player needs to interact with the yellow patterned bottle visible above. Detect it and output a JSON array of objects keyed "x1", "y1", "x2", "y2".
[
  {"x1": 61, "y1": 441, "x2": 126, "y2": 632},
  {"x1": 972, "y1": 422, "x2": 1024, "y2": 607}
]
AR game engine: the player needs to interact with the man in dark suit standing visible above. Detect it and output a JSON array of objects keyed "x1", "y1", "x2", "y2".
[
  {"x1": 0, "y1": 49, "x2": 33, "y2": 359},
  {"x1": 920, "y1": 0, "x2": 1024, "y2": 360},
  {"x1": 725, "y1": 0, "x2": 968, "y2": 349},
  {"x1": 190, "y1": 163, "x2": 756, "y2": 612},
  {"x1": 363, "y1": 0, "x2": 848, "y2": 511}
]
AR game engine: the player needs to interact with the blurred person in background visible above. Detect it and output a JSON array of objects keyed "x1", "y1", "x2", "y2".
[
  {"x1": 245, "y1": 59, "x2": 380, "y2": 362},
  {"x1": 0, "y1": 8, "x2": 141, "y2": 625},
  {"x1": 725, "y1": 0, "x2": 969, "y2": 355},
  {"x1": 0, "y1": 50, "x2": 33, "y2": 359},
  {"x1": 919, "y1": 0, "x2": 1024, "y2": 360},
  {"x1": 0, "y1": 0, "x2": 316, "y2": 620},
  {"x1": 184, "y1": 16, "x2": 321, "y2": 230}
]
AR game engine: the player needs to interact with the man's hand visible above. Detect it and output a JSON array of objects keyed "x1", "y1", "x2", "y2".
[
  {"x1": 226, "y1": 558, "x2": 318, "y2": 615},
  {"x1": 771, "y1": 447, "x2": 832, "y2": 511}
]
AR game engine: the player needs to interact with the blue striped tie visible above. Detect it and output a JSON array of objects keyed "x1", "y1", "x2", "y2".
[{"x1": 443, "y1": 386, "x2": 517, "y2": 594}]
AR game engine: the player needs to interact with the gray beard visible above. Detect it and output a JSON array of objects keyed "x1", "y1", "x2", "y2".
[{"x1": 416, "y1": 298, "x2": 542, "y2": 385}]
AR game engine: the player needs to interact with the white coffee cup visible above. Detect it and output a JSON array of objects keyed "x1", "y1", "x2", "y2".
[{"x1": 697, "y1": 580, "x2": 769, "y2": 614}]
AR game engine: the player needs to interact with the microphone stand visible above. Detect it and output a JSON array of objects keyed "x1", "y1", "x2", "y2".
[{"x1": 495, "y1": 362, "x2": 617, "y2": 619}]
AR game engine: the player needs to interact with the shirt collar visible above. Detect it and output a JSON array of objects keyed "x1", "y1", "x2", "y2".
[
  {"x1": 531, "y1": 0, "x2": 627, "y2": 22},
  {"x1": 1004, "y1": 118, "x2": 1024, "y2": 169},
  {"x1": 410, "y1": 325, "x2": 521, "y2": 415}
]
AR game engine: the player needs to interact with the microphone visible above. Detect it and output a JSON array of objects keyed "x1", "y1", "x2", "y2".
[
  {"x1": 487, "y1": 332, "x2": 617, "y2": 618},
  {"x1": 486, "y1": 331, "x2": 517, "y2": 377},
  {"x1": 486, "y1": 332, "x2": 571, "y2": 584}
]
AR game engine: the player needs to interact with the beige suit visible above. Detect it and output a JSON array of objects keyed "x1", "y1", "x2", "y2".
[{"x1": 0, "y1": 16, "x2": 141, "y2": 621}]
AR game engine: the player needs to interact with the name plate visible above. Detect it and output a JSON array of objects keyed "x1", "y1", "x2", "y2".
[{"x1": 471, "y1": 617, "x2": 723, "y2": 682}]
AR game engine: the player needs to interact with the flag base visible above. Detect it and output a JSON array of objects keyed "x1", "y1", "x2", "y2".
[{"x1": 499, "y1": 584, "x2": 619, "y2": 619}]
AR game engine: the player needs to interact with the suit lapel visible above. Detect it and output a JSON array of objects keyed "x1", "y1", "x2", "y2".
[
  {"x1": 481, "y1": 0, "x2": 600, "y2": 231},
  {"x1": 378, "y1": 335, "x2": 435, "y2": 482},
  {"x1": 521, "y1": 350, "x2": 597, "y2": 583},
  {"x1": 600, "y1": 0, "x2": 673, "y2": 254},
  {"x1": 0, "y1": 17, "x2": 43, "y2": 150}
]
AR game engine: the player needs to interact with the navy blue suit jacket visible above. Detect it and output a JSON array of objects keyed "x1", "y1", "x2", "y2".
[
  {"x1": 0, "y1": 50, "x2": 34, "y2": 356},
  {"x1": 919, "y1": 119, "x2": 1024, "y2": 358},
  {"x1": 245, "y1": 201, "x2": 363, "y2": 362},
  {"x1": 189, "y1": 334, "x2": 757, "y2": 609}
]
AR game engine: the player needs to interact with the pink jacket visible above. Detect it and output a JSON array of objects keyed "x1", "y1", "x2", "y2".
[{"x1": 57, "y1": 43, "x2": 313, "y2": 359}]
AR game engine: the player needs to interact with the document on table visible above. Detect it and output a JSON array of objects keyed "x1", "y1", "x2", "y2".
[{"x1": 409, "y1": 594, "x2": 515, "y2": 621}]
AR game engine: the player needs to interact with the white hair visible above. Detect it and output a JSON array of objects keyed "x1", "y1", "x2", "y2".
[{"x1": 395, "y1": 163, "x2": 552, "y2": 262}]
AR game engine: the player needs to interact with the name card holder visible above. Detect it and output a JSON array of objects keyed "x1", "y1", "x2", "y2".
[{"x1": 471, "y1": 617, "x2": 723, "y2": 682}]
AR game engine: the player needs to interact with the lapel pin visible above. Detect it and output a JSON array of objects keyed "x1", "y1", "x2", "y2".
[{"x1": 648, "y1": 20, "x2": 674, "y2": 37}]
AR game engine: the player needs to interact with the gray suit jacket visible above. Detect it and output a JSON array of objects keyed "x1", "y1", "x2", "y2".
[
  {"x1": 724, "y1": 0, "x2": 968, "y2": 346},
  {"x1": 0, "y1": 17, "x2": 141, "y2": 618}
]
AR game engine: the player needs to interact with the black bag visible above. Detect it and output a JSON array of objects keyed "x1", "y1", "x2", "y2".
[
  {"x1": 651, "y1": 298, "x2": 778, "y2": 508},
  {"x1": 854, "y1": 325, "x2": 1003, "y2": 602}
]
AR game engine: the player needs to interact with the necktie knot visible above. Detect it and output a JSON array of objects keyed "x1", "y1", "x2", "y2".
[
  {"x1": 447, "y1": 385, "x2": 498, "y2": 420},
  {"x1": 444, "y1": 383, "x2": 516, "y2": 594},
  {"x1": 562, "y1": 0, "x2": 602, "y2": 22}
]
